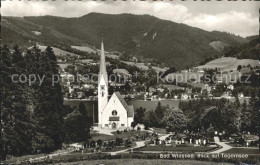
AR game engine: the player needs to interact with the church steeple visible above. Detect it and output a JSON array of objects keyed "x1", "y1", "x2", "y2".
[
  {"x1": 99, "y1": 34, "x2": 108, "y2": 85},
  {"x1": 98, "y1": 34, "x2": 108, "y2": 127}
]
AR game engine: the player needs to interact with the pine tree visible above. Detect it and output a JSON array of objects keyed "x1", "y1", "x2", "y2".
[
  {"x1": 64, "y1": 104, "x2": 91, "y2": 143},
  {"x1": 1, "y1": 45, "x2": 14, "y2": 159},
  {"x1": 240, "y1": 101, "x2": 251, "y2": 133},
  {"x1": 247, "y1": 93, "x2": 259, "y2": 134},
  {"x1": 33, "y1": 46, "x2": 64, "y2": 152},
  {"x1": 134, "y1": 107, "x2": 146, "y2": 124},
  {"x1": 1, "y1": 45, "x2": 34, "y2": 157},
  {"x1": 1, "y1": 45, "x2": 69, "y2": 158},
  {"x1": 154, "y1": 102, "x2": 166, "y2": 127}
]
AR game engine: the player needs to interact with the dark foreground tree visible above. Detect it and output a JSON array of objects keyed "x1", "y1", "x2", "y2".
[
  {"x1": 1, "y1": 45, "x2": 66, "y2": 159},
  {"x1": 163, "y1": 108, "x2": 187, "y2": 133}
]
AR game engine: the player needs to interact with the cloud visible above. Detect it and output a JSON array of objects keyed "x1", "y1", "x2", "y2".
[
  {"x1": 2, "y1": 1, "x2": 258, "y2": 37},
  {"x1": 184, "y1": 11, "x2": 258, "y2": 37}
]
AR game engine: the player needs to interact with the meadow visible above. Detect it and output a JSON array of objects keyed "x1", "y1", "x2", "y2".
[
  {"x1": 196, "y1": 57, "x2": 259, "y2": 71},
  {"x1": 71, "y1": 45, "x2": 119, "y2": 59},
  {"x1": 35, "y1": 45, "x2": 80, "y2": 57},
  {"x1": 71, "y1": 45, "x2": 97, "y2": 54},
  {"x1": 132, "y1": 100, "x2": 180, "y2": 111}
]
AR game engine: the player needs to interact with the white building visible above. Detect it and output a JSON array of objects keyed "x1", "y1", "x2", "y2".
[{"x1": 97, "y1": 39, "x2": 134, "y2": 129}]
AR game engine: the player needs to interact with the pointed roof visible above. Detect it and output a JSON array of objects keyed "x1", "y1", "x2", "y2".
[
  {"x1": 99, "y1": 37, "x2": 108, "y2": 85},
  {"x1": 100, "y1": 38, "x2": 107, "y2": 76},
  {"x1": 114, "y1": 92, "x2": 134, "y2": 117}
]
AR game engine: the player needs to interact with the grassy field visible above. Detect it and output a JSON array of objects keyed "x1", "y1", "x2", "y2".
[
  {"x1": 133, "y1": 100, "x2": 180, "y2": 111},
  {"x1": 71, "y1": 45, "x2": 97, "y2": 54},
  {"x1": 122, "y1": 61, "x2": 149, "y2": 70},
  {"x1": 59, "y1": 63, "x2": 74, "y2": 71},
  {"x1": 62, "y1": 159, "x2": 233, "y2": 165},
  {"x1": 122, "y1": 61, "x2": 167, "y2": 73},
  {"x1": 197, "y1": 57, "x2": 259, "y2": 71},
  {"x1": 152, "y1": 128, "x2": 167, "y2": 134},
  {"x1": 160, "y1": 84, "x2": 185, "y2": 90},
  {"x1": 165, "y1": 72, "x2": 204, "y2": 83},
  {"x1": 3, "y1": 153, "x2": 46, "y2": 164},
  {"x1": 72, "y1": 46, "x2": 119, "y2": 59},
  {"x1": 35, "y1": 45, "x2": 80, "y2": 57},
  {"x1": 222, "y1": 148, "x2": 259, "y2": 154}
]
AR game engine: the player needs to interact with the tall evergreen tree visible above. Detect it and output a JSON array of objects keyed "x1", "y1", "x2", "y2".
[
  {"x1": 1, "y1": 45, "x2": 68, "y2": 158},
  {"x1": 1, "y1": 45, "x2": 15, "y2": 159},
  {"x1": 154, "y1": 102, "x2": 166, "y2": 126},
  {"x1": 64, "y1": 104, "x2": 91, "y2": 143},
  {"x1": 33, "y1": 46, "x2": 64, "y2": 152},
  {"x1": 247, "y1": 93, "x2": 259, "y2": 134},
  {"x1": 1, "y1": 45, "x2": 34, "y2": 158},
  {"x1": 134, "y1": 107, "x2": 146, "y2": 124}
]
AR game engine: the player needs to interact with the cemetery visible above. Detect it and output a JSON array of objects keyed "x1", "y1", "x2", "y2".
[{"x1": 134, "y1": 132, "x2": 219, "y2": 153}]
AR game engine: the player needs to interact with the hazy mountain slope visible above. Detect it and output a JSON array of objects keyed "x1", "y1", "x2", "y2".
[
  {"x1": 2, "y1": 13, "x2": 248, "y2": 69},
  {"x1": 2, "y1": 16, "x2": 84, "y2": 47},
  {"x1": 22, "y1": 13, "x2": 158, "y2": 50},
  {"x1": 245, "y1": 35, "x2": 258, "y2": 42},
  {"x1": 134, "y1": 20, "x2": 246, "y2": 68}
]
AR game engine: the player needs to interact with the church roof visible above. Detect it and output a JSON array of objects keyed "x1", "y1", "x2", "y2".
[{"x1": 114, "y1": 92, "x2": 134, "y2": 117}]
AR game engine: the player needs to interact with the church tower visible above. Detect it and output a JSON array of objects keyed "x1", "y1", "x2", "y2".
[{"x1": 98, "y1": 37, "x2": 108, "y2": 126}]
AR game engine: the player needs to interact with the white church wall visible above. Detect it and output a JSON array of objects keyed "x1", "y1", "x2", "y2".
[
  {"x1": 101, "y1": 93, "x2": 128, "y2": 129},
  {"x1": 127, "y1": 117, "x2": 133, "y2": 128}
]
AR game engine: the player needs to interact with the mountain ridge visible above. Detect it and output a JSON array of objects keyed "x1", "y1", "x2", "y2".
[{"x1": 2, "y1": 12, "x2": 248, "y2": 69}]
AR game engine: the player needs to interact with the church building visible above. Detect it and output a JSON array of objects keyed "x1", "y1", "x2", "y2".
[{"x1": 97, "y1": 38, "x2": 134, "y2": 129}]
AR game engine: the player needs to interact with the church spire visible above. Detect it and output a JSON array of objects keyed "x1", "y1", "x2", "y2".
[
  {"x1": 98, "y1": 34, "x2": 109, "y2": 126},
  {"x1": 100, "y1": 35, "x2": 106, "y2": 75},
  {"x1": 99, "y1": 33, "x2": 108, "y2": 85}
]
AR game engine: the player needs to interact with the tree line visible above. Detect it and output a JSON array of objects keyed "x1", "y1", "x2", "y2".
[
  {"x1": 1, "y1": 45, "x2": 92, "y2": 160},
  {"x1": 179, "y1": 96, "x2": 259, "y2": 135},
  {"x1": 133, "y1": 102, "x2": 187, "y2": 134},
  {"x1": 133, "y1": 95, "x2": 258, "y2": 136}
]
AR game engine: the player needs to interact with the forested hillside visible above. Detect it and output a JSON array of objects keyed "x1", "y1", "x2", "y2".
[
  {"x1": 223, "y1": 36, "x2": 259, "y2": 60},
  {"x1": 2, "y1": 13, "x2": 248, "y2": 69}
]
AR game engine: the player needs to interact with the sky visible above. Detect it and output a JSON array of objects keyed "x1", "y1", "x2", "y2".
[{"x1": 2, "y1": 1, "x2": 259, "y2": 37}]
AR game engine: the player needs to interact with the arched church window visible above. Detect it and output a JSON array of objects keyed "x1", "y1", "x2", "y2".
[{"x1": 112, "y1": 110, "x2": 117, "y2": 116}]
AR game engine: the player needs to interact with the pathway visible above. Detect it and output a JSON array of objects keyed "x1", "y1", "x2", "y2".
[
  {"x1": 210, "y1": 136, "x2": 232, "y2": 154},
  {"x1": 26, "y1": 149, "x2": 74, "y2": 163},
  {"x1": 159, "y1": 134, "x2": 171, "y2": 141},
  {"x1": 109, "y1": 141, "x2": 146, "y2": 155}
]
